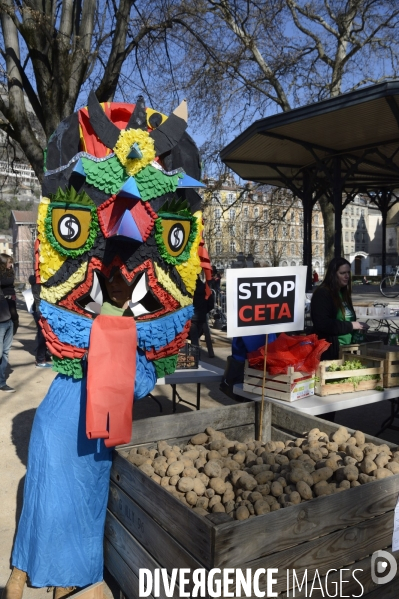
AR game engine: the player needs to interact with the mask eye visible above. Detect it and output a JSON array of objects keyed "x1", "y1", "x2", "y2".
[
  {"x1": 155, "y1": 216, "x2": 197, "y2": 264},
  {"x1": 47, "y1": 204, "x2": 98, "y2": 256}
]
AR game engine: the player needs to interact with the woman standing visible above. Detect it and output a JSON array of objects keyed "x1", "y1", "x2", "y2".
[
  {"x1": 0, "y1": 254, "x2": 18, "y2": 392},
  {"x1": 311, "y1": 257, "x2": 367, "y2": 361}
]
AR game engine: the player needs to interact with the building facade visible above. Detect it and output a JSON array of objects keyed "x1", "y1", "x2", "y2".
[
  {"x1": 11, "y1": 210, "x2": 37, "y2": 282},
  {"x1": 202, "y1": 177, "x2": 325, "y2": 275}
]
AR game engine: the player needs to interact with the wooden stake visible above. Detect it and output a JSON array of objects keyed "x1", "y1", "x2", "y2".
[{"x1": 258, "y1": 334, "x2": 268, "y2": 441}]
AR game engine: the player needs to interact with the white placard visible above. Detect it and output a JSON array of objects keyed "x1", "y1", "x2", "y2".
[
  {"x1": 22, "y1": 288, "x2": 35, "y2": 314},
  {"x1": 226, "y1": 266, "x2": 307, "y2": 338}
]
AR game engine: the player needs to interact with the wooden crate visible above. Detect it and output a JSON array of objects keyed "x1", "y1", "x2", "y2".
[
  {"x1": 105, "y1": 402, "x2": 399, "y2": 598},
  {"x1": 338, "y1": 339, "x2": 384, "y2": 359},
  {"x1": 243, "y1": 364, "x2": 315, "y2": 401},
  {"x1": 365, "y1": 346, "x2": 399, "y2": 388},
  {"x1": 315, "y1": 353, "x2": 384, "y2": 396}
]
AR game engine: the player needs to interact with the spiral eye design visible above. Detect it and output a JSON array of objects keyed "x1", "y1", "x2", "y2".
[
  {"x1": 155, "y1": 215, "x2": 197, "y2": 264},
  {"x1": 46, "y1": 203, "x2": 99, "y2": 257}
]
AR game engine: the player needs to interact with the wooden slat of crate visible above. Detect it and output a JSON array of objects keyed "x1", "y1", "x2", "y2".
[
  {"x1": 110, "y1": 453, "x2": 214, "y2": 568},
  {"x1": 366, "y1": 346, "x2": 399, "y2": 387},
  {"x1": 105, "y1": 511, "x2": 180, "y2": 599},
  {"x1": 244, "y1": 366, "x2": 315, "y2": 401},
  {"x1": 233, "y1": 510, "x2": 394, "y2": 595},
  {"x1": 108, "y1": 481, "x2": 203, "y2": 572},
  {"x1": 104, "y1": 539, "x2": 155, "y2": 599},
  {"x1": 212, "y1": 475, "x2": 399, "y2": 568},
  {"x1": 315, "y1": 354, "x2": 383, "y2": 396}
]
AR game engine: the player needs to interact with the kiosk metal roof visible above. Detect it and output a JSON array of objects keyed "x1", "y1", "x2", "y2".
[{"x1": 220, "y1": 81, "x2": 399, "y2": 191}]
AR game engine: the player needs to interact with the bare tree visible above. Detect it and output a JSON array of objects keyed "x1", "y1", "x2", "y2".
[
  {"x1": 165, "y1": 0, "x2": 399, "y2": 262},
  {"x1": 0, "y1": 0, "x2": 178, "y2": 180}
]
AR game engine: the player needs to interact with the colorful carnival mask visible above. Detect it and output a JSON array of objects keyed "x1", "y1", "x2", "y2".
[{"x1": 37, "y1": 93, "x2": 206, "y2": 445}]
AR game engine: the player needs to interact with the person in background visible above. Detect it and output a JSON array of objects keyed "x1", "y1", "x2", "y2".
[
  {"x1": 210, "y1": 266, "x2": 221, "y2": 303},
  {"x1": 28, "y1": 275, "x2": 52, "y2": 368},
  {"x1": 311, "y1": 257, "x2": 367, "y2": 361},
  {"x1": 189, "y1": 270, "x2": 215, "y2": 347},
  {"x1": 312, "y1": 270, "x2": 319, "y2": 285},
  {"x1": 363, "y1": 275, "x2": 370, "y2": 285},
  {"x1": 0, "y1": 254, "x2": 19, "y2": 392}
]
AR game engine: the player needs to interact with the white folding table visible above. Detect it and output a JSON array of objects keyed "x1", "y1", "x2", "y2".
[{"x1": 155, "y1": 361, "x2": 224, "y2": 412}]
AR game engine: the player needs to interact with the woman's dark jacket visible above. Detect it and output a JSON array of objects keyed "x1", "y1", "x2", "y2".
[
  {"x1": 0, "y1": 271, "x2": 18, "y2": 334},
  {"x1": 311, "y1": 286, "x2": 354, "y2": 360}
]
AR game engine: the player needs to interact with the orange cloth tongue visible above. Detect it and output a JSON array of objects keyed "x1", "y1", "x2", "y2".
[{"x1": 86, "y1": 315, "x2": 137, "y2": 447}]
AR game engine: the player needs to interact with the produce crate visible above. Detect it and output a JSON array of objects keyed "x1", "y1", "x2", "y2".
[
  {"x1": 243, "y1": 364, "x2": 315, "y2": 401},
  {"x1": 364, "y1": 346, "x2": 399, "y2": 388},
  {"x1": 105, "y1": 402, "x2": 399, "y2": 598},
  {"x1": 338, "y1": 339, "x2": 384, "y2": 359},
  {"x1": 315, "y1": 353, "x2": 384, "y2": 396},
  {"x1": 176, "y1": 343, "x2": 200, "y2": 369}
]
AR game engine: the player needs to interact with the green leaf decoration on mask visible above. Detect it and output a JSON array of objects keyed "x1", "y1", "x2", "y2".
[
  {"x1": 153, "y1": 355, "x2": 178, "y2": 378},
  {"x1": 135, "y1": 165, "x2": 184, "y2": 201},
  {"x1": 81, "y1": 155, "x2": 128, "y2": 194},
  {"x1": 52, "y1": 357, "x2": 83, "y2": 379}
]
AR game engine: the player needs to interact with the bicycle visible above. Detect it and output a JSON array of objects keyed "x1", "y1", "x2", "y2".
[{"x1": 380, "y1": 266, "x2": 399, "y2": 298}]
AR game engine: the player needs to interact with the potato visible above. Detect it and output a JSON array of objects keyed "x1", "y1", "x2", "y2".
[
  {"x1": 183, "y1": 467, "x2": 198, "y2": 478},
  {"x1": 343, "y1": 465, "x2": 359, "y2": 482},
  {"x1": 346, "y1": 445, "x2": 364, "y2": 462},
  {"x1": 209, "y1": 439, "x2": 224, "y2": 451},
  {"x1": 296, "y1": 481, "x2": 312, "y2": 500},
  {"x1": 289, "y1": 469, "x2": 313, "y2": 487},
  {"x1": 193, "y1": 507, "x2": 208, "y2": 516},
  {"x1": 196, "y1": 496, "x2": 209, "y2": 510},
  {"x1": 313, "y1": 481, "x2": 331, "y2": 496},
  {"x1": 331, "y1": 426, "x2": 350, "y2": 444},
  {"x1": 270, "y1": 481, "x2": 284, "y2": 497},
  {"x1": 192, "y1": 478, "x2": 206, "y2": 496},
  {"x1": 209, "y1": 477, "x2": 227, "y2": 495},
  {"x1": 359, "y1": 458, "x2": 377, "y2": 475},
  {"x1": 232, "y1": 451, "x2": 246, "y2": 464},
  {"x1": 186, "y1": 491, "x2": 198, "y2": 506},
  {"x1": 139, "y1": 463, "x2": 154, "y2": 476},
  {"x1": 167, "y1": 461, "x2": 184, "y2": 477},
  {"x1": 287, "y1": 447, "x2": 303, "y2": 460},
  {"x1": 222, "y1": 489, "x2": 236, "y2": 504},
  {"x1": 209, "y1": 495, "x2": 222, "y2": 508},
  {"x1": 375, "y1": 453, "x2": 390, "y2": 469},
  {"x1": 204, "y1": 460, "x2": 222, "y2": 478},
  {"x1": 353, "y1": 430, "x2": 365, "y2": 446},
  {"x1": 238, "y1": 475, "x2": 258, "y2": 491},
  {"x1": 177, "y1": 477, "x2": 194, "y2": 493},
  {"x1": 183, "y1": 449, "x2": 200, "y2": 461},
  {"x1": 358, "y1": 473, "x2": 374, "y2": 484},
  {"x1": 225, "y1": 500, "x2": 235, "y2": 514},
  {"x1": 151, "y1": 473, "x2": 162, "y2": 484},
  {"x1": 208, "y1": 450, "x2": 223, "y2": 461},
  {"x1": 289, "y1": 491, "x2": 301, "y2": 505},
  {"x1": 205, "y1": 488, "x2": 215, "y2": 498},
  {"x1": 212, "y1": 502, "x2": 226, "y2": 513},
  {"x1": 386, "y1": 461, "x2": 399, "y2": 475},
  {"x1": 128, "y1": 453, "x2": 151, "y2": 467},
  {"x1": 191, "y1": 433, "x2": 208, "y2": 445},
  {"x1": 254, "y1": 499, "x2": 270, "y2": 516},
  {"x1": 197, "y1": 473, "x2": 209, "y2": 486},
  {"x1": 235, "y1": 506, "x2": 250, "y2": 520},
  {"x1": 160, "y1": 476, "x2": 170, "y2": 487},
  {"x1": 255, "y1": 470, "x2": 274, "y2": 485},
  {"x1": 339, "y1": 480, "x2": 351, "y2": 490},
  {"x1": 169, "y1": 474, "x2": 180, "y2": 486},
  {"x1": 373, "y1": 468, "x2": 393, "y2": 479}
]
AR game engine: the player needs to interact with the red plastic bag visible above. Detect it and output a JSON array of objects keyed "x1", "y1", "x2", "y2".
[{"x1": 247, "y1": 333, "x2": 330, "y2": 375}]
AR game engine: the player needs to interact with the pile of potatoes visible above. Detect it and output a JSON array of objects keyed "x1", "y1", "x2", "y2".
[{"x1": 126, "y1": 425, "x2": 399, "y2": 520}]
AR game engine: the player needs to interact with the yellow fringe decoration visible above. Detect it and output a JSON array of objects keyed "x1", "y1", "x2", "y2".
[
  {"x1": 175, "y1": 212, "x2": 203, "y2": 295},
  {"x1": 40, "y1": 262, "x2": 88, "y2": 304},
  {"x1": 114, "y1": 129, "x2": 156, "y2": 177},
  {"x1": 37, "y1": 198, "x2": 66, "y2": 282},
  {"x1": 154, "y1": 263, "x2": 192, "y2": 307}
]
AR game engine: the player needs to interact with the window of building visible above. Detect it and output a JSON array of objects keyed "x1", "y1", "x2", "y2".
[
  {"x1": 291, "y1": 212, "x2": 295, "y2": 222},
  {"x1": 361, "y1": 208, "x2": 365, "y2": 216},
  {"x1": 291, "y1": 244, "x2": 295, "y2": 254},
  {"x1": 291, "y1": 261, "x2": 296, "y2": 266},
  {"x1": 244, "y1": 207, "x2": 248, "y2": 217},
  {"x1": 389, "y1": 238, "x2": 393, "y2": 247},
  {"x1": 345, "y1": 232, "x2": 349, "y2": 241},
  {"x1": 345, "y1": 218, "x2": 349, "y2": 227},
  {"x1": 245, "y1": 242, "x2": 249, "y2": 253},
  {"x1": 227, "y1": 193, "x2": 234, "y2": 205},
  {"x1": 230, "y1": 240, "x2": 235, "y2": 252},
  {"x1": 314, "y1": 214, "x2": 318, "y2": 224},
  {"x1": 351, "y1": 232, "x2": 354, "y2": 241},
  {"x1": 214, "y1": 208, "x2": 221, "y2": 219},
  {"x1": 315, "y1": 245, "x2": 319, "y2": 254},
  {"x1": 263, "y1": 209, "x2": 268, "y2": 220},
  {"x1": 230, "y1": 209, "x2": 235, "y2": 220},
  {"x1": 215, "y1": 241, "x2": 221, "y2": 253},
  {"x1": 351, "y1": 206, "x2": 354, "y2": 214},
  {"x1": 356, "y1": 208, "x2": 359, "y2": 215},
  {"x1": 351, "y1": 219, "x2": 354, "y2": 228},
  {"x1": 282, "y1": 226, "x2": 287, "y2": 237},
  {"x1": 315, "y1": 230, "x2": 319, "y2": 239},
  {"x1": 254, "y1": 207, "x2": 259, "y2": 218}
]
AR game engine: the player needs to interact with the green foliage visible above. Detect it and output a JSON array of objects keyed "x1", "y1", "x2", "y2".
[{"x1": 0, "y1": 198, "x2": 34, "y2": 232}]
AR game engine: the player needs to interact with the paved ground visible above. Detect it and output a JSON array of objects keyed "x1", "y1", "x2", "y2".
[{"x1": 1, "y1": 288, "x2": 398, "y2": 598}]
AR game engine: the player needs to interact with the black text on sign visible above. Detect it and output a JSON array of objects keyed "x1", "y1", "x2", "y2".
[{"x1": 237, "y1": 276, "x2": 296, "y2": 328}]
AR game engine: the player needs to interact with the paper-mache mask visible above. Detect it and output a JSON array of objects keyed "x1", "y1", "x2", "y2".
[{"x1": 37, "y1": 93, "x2": 205, "y2": 415}]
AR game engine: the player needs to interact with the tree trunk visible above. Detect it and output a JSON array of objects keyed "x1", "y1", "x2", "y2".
[{"x1": 318, "y1": 195, "x2": 335, "y2": 268}]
